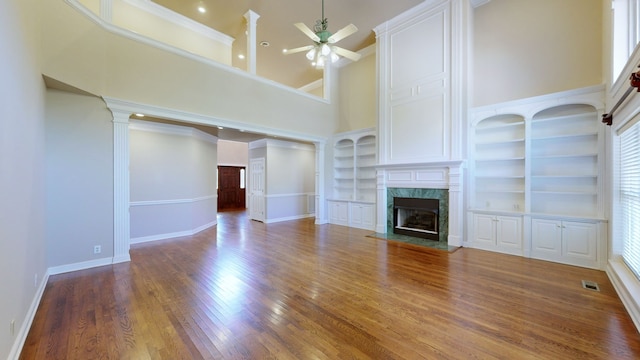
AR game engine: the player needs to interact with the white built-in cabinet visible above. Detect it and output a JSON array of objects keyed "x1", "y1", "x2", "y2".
[
  {"x1": 531, "y1": 218, "x2": 600, "y2": 269},
  {"x1": 468, "y1": 87, "x2": 607, "y2": 269},
  {"x1": 327, "y1": 129, "x2": 376, "y2": 230},
  {"x1": 473, "y1": 214, "x2": 523, "y2": 256}
]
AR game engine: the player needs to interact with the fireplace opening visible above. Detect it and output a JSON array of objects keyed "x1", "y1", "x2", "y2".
[{"x1": 393, "y1": 197, "x2": 439, "y2": 241}]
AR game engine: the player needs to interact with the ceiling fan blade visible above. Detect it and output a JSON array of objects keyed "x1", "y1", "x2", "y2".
[
  {"x1": 294, "y1": 23, "x2": 320, "y2": 42},
  {"x1": 328, "y1": 24, "x2": 358, "y2": 43},
  {"x1": 332, "y1": 46, "x2": 362, "y2": 62},
  {"x1": 283, "y1": 45, "x2": 315, "y2": 55}
]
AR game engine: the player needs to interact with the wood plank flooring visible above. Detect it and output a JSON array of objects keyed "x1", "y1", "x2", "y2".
[{"x1": 21, "y1": 211, "x2": 640, "y2": 359}]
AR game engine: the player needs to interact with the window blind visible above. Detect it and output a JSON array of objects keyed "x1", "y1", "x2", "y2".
[{"x1": 620, "y1": 120, "x2": 640, "y2": 279}]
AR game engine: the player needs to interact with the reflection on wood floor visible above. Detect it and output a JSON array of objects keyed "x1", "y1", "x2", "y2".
[{"x1": 20, "y1": 210, "x2": 640, "y2": 359}]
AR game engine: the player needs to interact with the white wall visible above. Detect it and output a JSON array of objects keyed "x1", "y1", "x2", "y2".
[
  {"x1": 129, "y1": 121, "x2": 217, "y2": 242},
  {"x1": 248, "y1": 140, "x2": 316, "y2": 222},
  {"x1": 112, "y1": 0, "x2": 233, "y2": 65},
  {"x1": 473, "y1": 0, "x2": 603, "y2": 106},
  {"x1": 218, "y1": 140, "x2": 248, "y2": 167},
  {"x1": 0, "y1": 0, "x2": 47, "y2": 358},
  {"x1": 41, "y1": 0, "x2": 336, "y2": 140},
  {"x1": 265, "y1": 141, "x2": 316, "y2": 221},
  {"x1": 45, "y1": 90, "x2": 115, "y2": 268},
  {"x1": 337, "y1": 49, "x2": 377, "y2": 133}
]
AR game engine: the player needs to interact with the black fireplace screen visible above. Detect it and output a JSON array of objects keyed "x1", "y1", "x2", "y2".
[{"x1": 393, "y1": 197, "x2": 439, "y2": 240}]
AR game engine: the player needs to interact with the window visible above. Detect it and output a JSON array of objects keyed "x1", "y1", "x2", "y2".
[
  {"x1": 620, "y1": 119, "x2": 640, "y2": 279},
  {"x1": 612, "y1": 0, "x2": 640, "y2": 81}
]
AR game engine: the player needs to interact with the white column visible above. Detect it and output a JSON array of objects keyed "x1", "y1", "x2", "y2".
[
  {"x1": 111, "y1": 110, "x2": 131, "y2": 263},
  {"x1": 375, "y1": 169, "x2": 387, "y2": 234},
  {"x1": 243, "y1": 10, "x2": 260, "y2": 75},
  {"x1": 447, "y1": 165, "x2": 464, "y2": 247},
  {"x1": 314, "y1": 142, "x2": 327, "y2": 224},
  {"x1": 100, "y1": 0, "x2": 113, "y2": 22}
]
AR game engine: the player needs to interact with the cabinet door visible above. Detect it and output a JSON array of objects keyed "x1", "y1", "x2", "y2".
[
  {"x1": 496, "y1": 216, "x2": 522, "y2": 252},
  {"x1": 531, "y1": 218, "x2": 562, "y2": 261},
  {"x1": 473, "y1": 214, "x2": 497, "y2": 248},
  {"x1": 350, "y1": 204, "x2": 375, "y2": 230},
  {"x1": 562, "y1": 221, "x2": 598, "y2": 268},
  {"x1": 351, "y1": 204, "x2": 363, "y2": 226},
  {"x1": 328, "y1": 201, "x2": 349, "y2": 226},
  {"x1": 362, "y1": 205, "x2": 375, "y2": 229}
]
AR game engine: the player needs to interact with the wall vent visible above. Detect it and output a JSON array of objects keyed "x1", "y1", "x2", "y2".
[{"x1": 581, "y1": 280, "x2": 600, "y2": 292}]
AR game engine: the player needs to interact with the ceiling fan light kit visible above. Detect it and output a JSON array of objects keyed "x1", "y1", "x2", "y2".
[{"x1": 285, "y1": 0, "x2": 361, "y2": 69}]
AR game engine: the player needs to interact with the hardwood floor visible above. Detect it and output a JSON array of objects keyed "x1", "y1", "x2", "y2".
[{"x1": 21, "y1": 211, "x2": 640, "y2": 359}]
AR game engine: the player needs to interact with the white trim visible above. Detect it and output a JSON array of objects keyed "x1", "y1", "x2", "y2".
[
  {"x1": 64, "y1": 0, "x2": 330, "y2": 104},
  {"x1": 100, "y1": 0, "x2": 112, "y2": 21},
  {"x1": 248, "y1": 138, "x2": 317, "y2": 151},
  {"x1": 469, "y1": 0, "x2": 491, "y2": 8},
  {"x1": 122, "y1": 0, "x2": 234, "y2": 46},
  {"x1": 264, "y1": 214, "x2": 316, "y2": 224},
  {"x1": 265, "y1": 192, "x2": 316, "y2": 199},
  {"x1": 110, "y1": 110, "x2": 132, "y2": 264},
  {"x1": 103, "y1": 96, "x2": 327, "y2": 144},
  {"x1": 298, "y1": 79, "x2": 323, "y2": 93},
  {"x1": 130, "y1": 220, "x2": 217, "y2": 244},
  {"x1": 470, "y1": 85, "x2": 606, "y2": 125},
  {"x1": 607, "y1": 258, "x2": 640, "y2": 332},
  {"x1": 130, "y1": 194, "x2": 216, "y2": 207},
  {"x1": 48, "y1": 258, "x2": 114, "y2": 275},
  {"x1": 129, "y1": 120, "x2": 218, "y2": 144},
  {"x1": 7, "y1": 271, "x2": 50, "y2": 360}
]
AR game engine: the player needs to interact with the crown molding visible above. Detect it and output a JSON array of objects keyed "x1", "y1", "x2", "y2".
[
  {"x1": 129, "y1": 119, "x2": 218, "y2": 145},
  {"x1": 469, "y1": 0, "x2": 491, "y2": 8},
  {"x1": 248, "y1": 138, "x2": 316, "y2": 151}
]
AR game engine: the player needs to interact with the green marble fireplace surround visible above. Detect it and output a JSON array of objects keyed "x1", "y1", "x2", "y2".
[{"x1": 387, "y1": 187, "x2": 449, "y2": 244}]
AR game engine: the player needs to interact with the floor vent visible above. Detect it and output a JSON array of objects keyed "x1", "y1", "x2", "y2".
[{"x1": 582, "y1": 280, "x2": 600, "y2": 292}]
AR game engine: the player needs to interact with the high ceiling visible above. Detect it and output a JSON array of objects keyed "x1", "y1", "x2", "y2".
[{"x1": 152, "y1": 0, "x2": 425, "y2": 88}]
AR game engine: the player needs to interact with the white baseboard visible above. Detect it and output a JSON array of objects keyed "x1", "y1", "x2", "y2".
[
  {"x1": 264, "y1": 214, "x2": 315, "y2": 224},
  {"x1": 48, "y1": 257, "x2": 114, "y2": 275},
  {"x1": 131, "y1": 220, "x2": 216, "y2": 244},
  {"x1": 607, "y1": 259, "x2": 640, "y2": 333},
  {"x1": 7, "y1": 270, "x2": 50, "y2": 360}
]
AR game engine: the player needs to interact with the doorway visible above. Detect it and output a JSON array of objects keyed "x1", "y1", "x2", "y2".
[{"x1": 217, "y1": 166, "x2": 246, "y2": 210}]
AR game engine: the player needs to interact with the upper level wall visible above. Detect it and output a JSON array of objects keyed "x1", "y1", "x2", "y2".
[
  {"x1": 337, "y1": 48, "x2": 377, "y2": 133},
  {"x1": 112, "y1": 0, "x2": 233, "y2": 65},
  {"x1": 42, "y1": 0, "x2": 337, "y2": 139},
  {"x1": 473, "y1": 0, "x2": 603, "y2": 107}
]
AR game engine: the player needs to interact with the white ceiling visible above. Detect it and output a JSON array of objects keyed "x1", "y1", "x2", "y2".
[{"x1": 151, "y1": 0, "x2": 426, "y2": 88}]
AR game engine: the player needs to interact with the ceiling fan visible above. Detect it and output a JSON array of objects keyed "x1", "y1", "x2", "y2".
[{"x1": 284, "y1": 0, "x2": 362, "y2": 68}]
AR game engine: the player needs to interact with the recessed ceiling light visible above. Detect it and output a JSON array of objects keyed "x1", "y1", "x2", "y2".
[
  {"x1": 260, "y1": 41, "x2": 270, "y2": 47},
  {"x1": 282, "y1": 49, "x2": 288, "y2": 53},
  {"x1": 197, "y1": 6, "x2": 206, "y2": 13},
  {"x1": 238, "y1": 54, "x2": 245, "y2": 60}
]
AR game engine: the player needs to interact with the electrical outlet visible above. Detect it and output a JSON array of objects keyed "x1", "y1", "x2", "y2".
[
  {"x1": 10, "y1": 320, "x2": 15, "y2": 337},
  {"x1": 94, "y1": 245, "x2": 101, "y2": 254}
]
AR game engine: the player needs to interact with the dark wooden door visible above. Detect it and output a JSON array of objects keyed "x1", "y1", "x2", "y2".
[{"x1": 218, "y1": 166, "x2": 246, "y2": 210}]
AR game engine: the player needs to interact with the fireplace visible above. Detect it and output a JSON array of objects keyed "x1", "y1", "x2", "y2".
[{"x1": 393, "y1": 197, "x2": 440, "y2": 241}]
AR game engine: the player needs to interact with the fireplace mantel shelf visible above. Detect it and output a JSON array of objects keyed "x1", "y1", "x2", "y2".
[{"x1": 375, "y1": 160, "x2": 466, "y2": 170}]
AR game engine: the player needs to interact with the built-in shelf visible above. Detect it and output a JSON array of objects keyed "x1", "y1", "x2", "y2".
[
  {"x1": 468, "y1": 88, "x2": 606, "y2": 270},
  {"x1": 329, "y1": 129, "x2": 377, "y2": 230}
]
